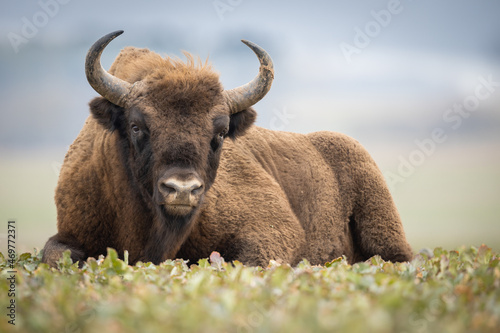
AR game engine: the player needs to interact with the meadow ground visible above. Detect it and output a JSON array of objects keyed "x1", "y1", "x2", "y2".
[{"x1": 0, "y1": 246, "x2": 498, "y2": 333}]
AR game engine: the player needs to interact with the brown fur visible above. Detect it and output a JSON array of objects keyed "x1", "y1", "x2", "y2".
[{"x1": 42, "y1": 46, "x2": 413, "y2": 267}]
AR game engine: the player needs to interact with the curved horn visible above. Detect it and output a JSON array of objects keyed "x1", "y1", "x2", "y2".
[
  {"x1": 224, "y1": 40, "x2": 274, "y2": 114},
  {"x1": 85, "y1": 30, "x2": 131, "y2": 107}
]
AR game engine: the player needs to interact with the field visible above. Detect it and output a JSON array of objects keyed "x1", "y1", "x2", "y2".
[{"x1": 1, "y1": 246, "x2": 499, "y2": 333}]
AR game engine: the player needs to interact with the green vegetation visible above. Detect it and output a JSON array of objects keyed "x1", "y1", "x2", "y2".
[{"x1": 1, "y1": 246, "x2": 499, "y2": 333}]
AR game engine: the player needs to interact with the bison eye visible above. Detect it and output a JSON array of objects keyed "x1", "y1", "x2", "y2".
[
  {"x1": 218, "y1": 128, "x2": 228, "y2": 140},
  {"x1": 131, "y1": 123, "x2": 140, "y2": 134}
]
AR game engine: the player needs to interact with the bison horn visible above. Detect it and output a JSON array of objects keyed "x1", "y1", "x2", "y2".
[
  {"x1": 85, "y1": 30, "x2": 132, "y2": 107},
  {"x1": 224, "y1": 40, "x2": 275, "y2": 114}
]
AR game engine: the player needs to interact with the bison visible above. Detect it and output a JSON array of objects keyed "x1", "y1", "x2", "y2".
[{"x1": 42, "y1": 30, "x2": 413, "y2": 267}]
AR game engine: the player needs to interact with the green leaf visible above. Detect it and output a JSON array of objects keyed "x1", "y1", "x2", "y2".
[
  {"x1": 197, "y1": 258, "x2": 210, "y2": 268},
  {"x1": 325, "y1": 256, "x2": 344, "y2": 268},
  {"x1": 477, "y1": 244, "x2": 492, "y2": 264},
  {"x1": 123, "y1": 250, "x2": 129, "y2": 266},
  {"x1": 19, "y1": 252, "x2": 32, "y2": 261},
  {"x1": 57, "y1": 250, "x2": 74, "y2": 269},
  {"x1": 24, "y1": 262, "x2": 38, "y2": 272}
]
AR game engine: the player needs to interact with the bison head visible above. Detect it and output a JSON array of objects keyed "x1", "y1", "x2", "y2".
[{"x1": 84, "y1": 31, "x2": 273, "y2": 262}]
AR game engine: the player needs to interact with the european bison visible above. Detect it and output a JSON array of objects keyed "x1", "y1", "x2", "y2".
[{"x1": 42, "y1": 31, "x2": 413, "y2": 267}]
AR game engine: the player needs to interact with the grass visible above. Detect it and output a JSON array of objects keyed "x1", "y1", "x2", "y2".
[{"x1": 1, "y1": 246, "x2": 499, "y2": 333}]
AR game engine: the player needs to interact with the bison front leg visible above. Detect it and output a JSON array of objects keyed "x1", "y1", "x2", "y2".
[
  {"x1": 41, "y1": 233, "x2": 86, "y2": 268},
  {"x1": 223, "y1": 216, "x2": 306, "y2": 267}
]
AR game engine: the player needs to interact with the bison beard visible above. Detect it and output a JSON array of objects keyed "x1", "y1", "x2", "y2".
[
  {"x1": 145, "y1": 206, "x2": 200, "y2": 264},
  {"x1": 41, "y1": 31, "x2": 413, "y2": 268}
]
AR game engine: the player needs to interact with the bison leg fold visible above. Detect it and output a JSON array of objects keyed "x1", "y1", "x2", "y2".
[{"x1": 41, "y1": 233, "x2": 86, "y2": 268}]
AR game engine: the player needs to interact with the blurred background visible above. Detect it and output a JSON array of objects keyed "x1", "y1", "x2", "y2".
[{"x1": 1, "y1": 0, "x2": 499, "y2": 254}]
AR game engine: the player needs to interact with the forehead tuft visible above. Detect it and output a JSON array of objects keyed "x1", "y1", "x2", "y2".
[{"x1": 110, "y1": 47, "x2": 223, "y2": 112}]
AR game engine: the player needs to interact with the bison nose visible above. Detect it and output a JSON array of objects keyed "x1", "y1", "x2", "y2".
[{"x1": 158, "y1": 177, "x2": 204, "y2": 206}]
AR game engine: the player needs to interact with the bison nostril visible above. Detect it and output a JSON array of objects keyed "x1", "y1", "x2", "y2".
[
  {"x1": 191, "y1": 183, "x2": 203, "y2": 196},
  {"x1": 160, "y1": 182, "x2": 178, "y2": 196}
]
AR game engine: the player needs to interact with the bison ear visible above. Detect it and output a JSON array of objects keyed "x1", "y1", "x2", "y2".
[
  {"x1": 89, "y1": 97, "x2": 124, "y2": 131},
  {"x1": 227, "y1": 107, "x2": 256, "y2": 139}
]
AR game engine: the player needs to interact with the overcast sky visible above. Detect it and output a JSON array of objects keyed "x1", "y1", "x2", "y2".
[{"x1": 1, "y1": 0, "x2": 499, "y2": 148}]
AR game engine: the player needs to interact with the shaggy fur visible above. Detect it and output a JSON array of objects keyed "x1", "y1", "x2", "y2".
[{"x1": 42, "y1": 46, "x2": 413, "y2": 267}]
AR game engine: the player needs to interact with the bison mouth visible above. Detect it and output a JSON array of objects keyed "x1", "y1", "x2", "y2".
[
  {"x1": 162, "y1": 203, "x2": 198, "y2": 217},
  {"x1": 157, "y1": 202, "x2": 201, "y2": 232}
]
